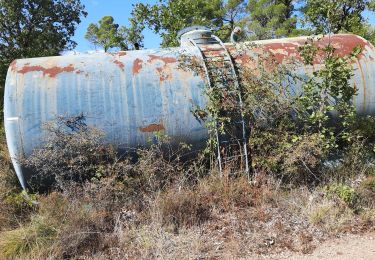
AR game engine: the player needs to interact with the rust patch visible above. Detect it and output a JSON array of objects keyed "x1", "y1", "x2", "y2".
[
  {"x1": 75, "y1": 70, "x2": 84, "y2": 74},
  {"x1": 263, "y1": 42, "x2": 302, "y2": 64},
  {"x1": 118, "y1": 51, "x2": 127, "y2": 56},
  {"x1": 18, "y1": 64, "x2": 75, "y2": 78},
  {"x1": 132, "y1": 58, "x2": 143, "y2": 75},
  {"x1": 139, "y1": 123, "x2": 165, "y2": 133},
  {"x1": 234, "y1": 53, "x2": 253, "y2": 65},
  {"x1": 113, "y1": 60, "x2": 125, "y2": 70},
  {"x1": 156, "y1": 67, "x2": 173, "y2": 81},
  {"x1": 147, "y1": 55, "x2": 177, "y2": 81},
  {"x1": 18, "y1": 65, "x2": 52, "y2": 75},
  {"x1": 10, "y1": 60, "x2": 17, "y2": 71},
  {"x1": 320, "y1": 34, "x2": 368, "y2": 58},
  {"x1": 147, "y1": 55, "x2": 177, "y2": 64}
]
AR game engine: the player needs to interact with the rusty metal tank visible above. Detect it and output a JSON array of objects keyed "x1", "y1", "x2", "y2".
[{"x1": 4, "y1": 27, "x2": 375, "y2": 188}]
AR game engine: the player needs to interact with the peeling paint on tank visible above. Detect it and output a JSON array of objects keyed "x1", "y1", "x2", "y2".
[
  {"x1": 10, "y1": 60, "x2": 17, "y2": 71},
  {"x1": 147, "y1": 55, "x2": 177, "y2": 64},
  {"x1": 156, "y1": 67, "x2": 173, "y2": 81},
  {"x1": 113, "y1": 60, "x2": 125, "y2": 70},
  {"x1": 18, "y1": 64, "x2": 75, "y2": 78},
  {"x1": 139, "y1": 123, "x2": 165, "y2": 132},
  {"x1": 132, "y1": 58, "x2": 143, "y2": 75}
]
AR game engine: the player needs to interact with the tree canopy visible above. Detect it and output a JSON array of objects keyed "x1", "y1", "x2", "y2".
[
  {"x1": 131, "y1": 0, "x2": 226, "y2": 47},
  {"x1": 85, "y1": 16, "x2": 143, "y2": 52},
  {"x1": 129, "y1": 0, "x2": 375, "y2": 47},
  {"x1": 246, "y1": 0, "x2": 304, "y2": 40},
  {"x1": 0, "y1": 0, "x2": 87, "y2": 107},
  {"x1": 303, "y1": 0, "x2": 375, "y2": 43},
  {"x1": 85, "y1": 16, "x2": 124, "y2": 52}
]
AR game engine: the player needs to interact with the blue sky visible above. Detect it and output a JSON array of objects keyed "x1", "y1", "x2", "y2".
[
  {"x1": 73, "y1": 0, "x2": 374, "y2": 52},
  {"x1": 73, "y1": 0, "x2": 161, "y2": 51}
]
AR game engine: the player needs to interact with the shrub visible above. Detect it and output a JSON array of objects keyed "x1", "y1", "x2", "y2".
[
  {"x1": 357, "y1": 176, "x2": 375, "y2": 208},
  {"x1": 22, "y1": 115, "x2": 118, "y2": 191},
  {"x1": 307, "y1": 200, "x2": 353, "y2": 232},
  {"x1": 324, "y1": 183, "x2": 358, "y2": 207}
]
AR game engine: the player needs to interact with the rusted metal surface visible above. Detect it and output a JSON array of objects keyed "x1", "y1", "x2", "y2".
[
  {"x1": 139, "y1": 123, "x2": 165, "y2": 133},
  {"x1": 232, "y1": 34, "x2": 375, "y2": 114},
  {"x1": 4, "y1": 33, "x2": 375, "y2": 188}
]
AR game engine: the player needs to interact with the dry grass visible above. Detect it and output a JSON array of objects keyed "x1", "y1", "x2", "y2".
[
  {"x1": 1, "y1": 168, "x2": 375, "y2": 259},
  {"x1": 0, "y1": 126, "x2": 35, "y2": 232}
]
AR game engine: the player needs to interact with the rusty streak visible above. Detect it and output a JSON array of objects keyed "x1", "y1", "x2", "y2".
[
  {"x1": 139, "y1": 123, "x2": 165, "y2": 132},
  {"x1": 156, "y1": 67, "x2": 172, "y2": 81},
  {"x1": 132, "y1": 58, "x2": 143, "y2": 75},
  {"x1": 147, "y1": 55, "x2": 177, "y2": 64},
  {"x1": 113, "y1": 60, "x2": 125, "y2": 70},
  {"x1": 18, "y1": 64, "x2": 75, "y2": 78},
  {"x1": 10, "y1": 60, "x2": 17, "y2": 71}
]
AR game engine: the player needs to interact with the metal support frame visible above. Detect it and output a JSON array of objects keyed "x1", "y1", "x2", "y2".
[{"x1": 189, "y1": 34, "x2": 250, "y2": 177}]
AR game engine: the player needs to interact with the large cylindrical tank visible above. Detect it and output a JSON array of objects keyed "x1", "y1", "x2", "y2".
[{"x1": 4, "y1": 29, "x2": 375, "y2": 188}]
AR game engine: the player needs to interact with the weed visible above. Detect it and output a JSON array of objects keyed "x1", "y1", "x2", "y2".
[
  {"x1": 324, "y1": 183, "x2": 358, "y2": 207},
  {"x1": 0, "y1": 215, "x2": 57, "y2": 257}
]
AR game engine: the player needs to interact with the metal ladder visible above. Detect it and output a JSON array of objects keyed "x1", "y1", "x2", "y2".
[{"x1": 189, "y1": 35, "x2": 250, "y2": 176}]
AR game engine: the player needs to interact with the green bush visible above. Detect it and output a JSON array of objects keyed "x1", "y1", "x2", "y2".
[{"x1": 325, "y1": 183, "x2": 358, "y2": 207}]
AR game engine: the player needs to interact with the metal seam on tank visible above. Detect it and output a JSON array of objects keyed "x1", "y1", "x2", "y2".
[
  {"x1": 159, "y1": 66, "x2": 169, "y2": 136},
  {"x1": 109, "y1": 71, "x2": 117, "y2": 142},
  {"x1": 118, "y1": 64, "x2": 128, "y2": 148},
  {"x1": 83, "y1": 63, "x2": 90, "y2": 125},
  {"x1": 116, "y1": 61, "x2": 125, "y2": 146},
  {"x1": 368, "y1": 58, "x2": 375, "y2": 113},
  {"x1": 356, "y1": 60, "x2": 366, "y2": 112},
  {"x1": 120, "y1": 60, "x2": 131, "y2": 145},
  {"x1": 11, "y1": 68, "x2": 26, "y2": 188},
  {"x1": 131, "y1": 62, "x2": 140, "y2": 145},
  {"x1": 362, "y1": 58, "x2": 371, "y2": 112},
  {"x1": 105, "y1": 56, "x2": 114, "y2": 141},
  {"x1": 17, "y1": 74, "x2": 26, "y2": 157},
  {"x1": 352, "y1": 64, "x2": 358, "y2": 110},
  {"x1": 101, "y1": 68, "x2": 110, "y2": 135},
  {"x1": 51, "y1": 73, "x2": 58, "y2": 123},
  {"x1": 138, "y1": 67, "x2": 146, "y2": 143},
  {"x1": 182, "y1": 76, "x2": 194, "y2": 135}
]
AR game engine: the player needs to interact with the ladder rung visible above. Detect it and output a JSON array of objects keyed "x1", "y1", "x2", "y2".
[{"x1": 203, "y1": 55, "x2": 224, "y2": 59}]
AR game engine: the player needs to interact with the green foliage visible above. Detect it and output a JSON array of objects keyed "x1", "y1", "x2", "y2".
[
  {"x1": 324, "y1": 183, "x2": 358, "y2": 206},
  {"x1": 85, "y1": 16, "x2": 123, "y2": 52},
  {"x1": 303, "y1": 0, "x2": 375, "y2": 44},
  {"x1": 297, "y1": 40, "x2": 361, "y2": 150},
  {"x1": 130, "y1": 0, "x2": 307, "y2": 46},
  {"x1": 0, "y1": 0, "x2": 87, "y2": 109},
  {"x1": 246, "y1": 0, "x2": 304, "y2": 40},
  {"x1": 85, "y1": 16, "x2": 143, "y2": 52},
  {"x1": 130, "y1": 0, "x2": 375, "y2": 47},
  {"x1": 131, "y1": 0, "x2": 246, "y2": 47}
]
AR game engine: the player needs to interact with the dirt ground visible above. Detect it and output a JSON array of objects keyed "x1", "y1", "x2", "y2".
[{"x1": 260, "y1": 232, "x2": 375, "y2": 260}]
